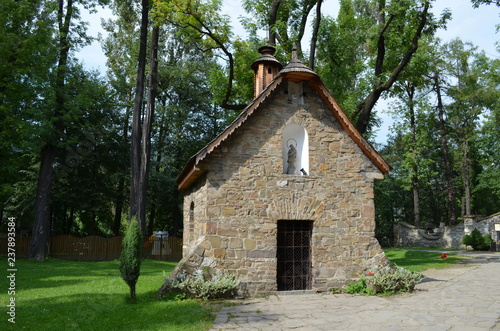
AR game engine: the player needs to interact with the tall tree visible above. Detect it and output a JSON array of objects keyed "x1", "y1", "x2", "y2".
[
  {"x1": 138, "y1": 24, "x2": 159, "y2": 234},
  {"x1": 353, "y1": 0, "x2": 440, "y2": 134},
  {"x1": 145, "y1": 31, "x2": 233, "y2": 235},
  {"x1": 0, "y1": 0, "x2": 56, "y2": 226},
  {"x1": 243, "y1": 0, "x2": 322, "y2": 60},
  {"x1": 129, "y1": 0, "x2": 150, "y2": 233},
  {"x1": 156, "y1": 0, "x2": 244, "y2": 110},
  {"x1": 29, "y1": 0, "x2": 109, "y2": 261},
  {"x1": 443, "y1": 40, "x2": 499, "y2": 216},
  {"x1": 375, "y1": 37, "x2": 499, "y2": 233},
  {"x1": 244, "y1": 0, "x2": 450, "y2": 135},
  {"x1": 432, "y1": 69, "x2": 457, "y2": 224},
  {"x1": 102, "y1": 0, "x2": 138, "y2": 235}
]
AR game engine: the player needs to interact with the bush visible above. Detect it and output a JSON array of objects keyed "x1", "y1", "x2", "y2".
[
  {"x1": 366, "y1": 266, "x2": 423, "y2": 294},
  {"x1": 119, "y1": 219, "x2": 143, "y2": 300},
  {"x1": 462, "y1": 233, "x2": 474, "y2": 248},
  {"x1": 162, "y1": 268, "x2": 239, "y2": 300},
  {"x1": 463, "y1": 229, "x2": 491, "y2": 251},
  {"x1": 343, "y1": 278, "x2": 375, "y2": 295}
]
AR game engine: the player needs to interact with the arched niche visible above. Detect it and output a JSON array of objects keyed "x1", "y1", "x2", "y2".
[{"x1": 282, "y1": 124, "x2": 309, "y2": 175}]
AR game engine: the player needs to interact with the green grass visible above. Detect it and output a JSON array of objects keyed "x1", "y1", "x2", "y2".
[
  {"x1": 396, "y1": 247, "x2": 468, "y2": 252},
  {"x1": 384, "y1": 249, "x2": 465, "y2": 272},
  {"x1": 0, "y1": 259, "x2": 215, "y2": 331},
  {"x1": 0, "y1": 249, "x2": 467, "y2": 329}
]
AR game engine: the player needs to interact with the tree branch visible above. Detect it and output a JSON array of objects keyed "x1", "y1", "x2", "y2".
[{"x1": 354, "y1": 1, "x2": 430, "y2": 134}]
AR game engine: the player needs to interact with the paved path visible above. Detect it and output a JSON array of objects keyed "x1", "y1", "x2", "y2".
[{"x1": 211, "y1": 253, "x2": 500, "y2": 330}]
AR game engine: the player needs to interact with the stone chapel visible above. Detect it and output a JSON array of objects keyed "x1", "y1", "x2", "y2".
[{"x1": 165, "y1": 45, "x2": 391, "y2": 296}]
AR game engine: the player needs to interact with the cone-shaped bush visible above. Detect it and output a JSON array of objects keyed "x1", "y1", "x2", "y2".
[
  {"x1": 463, "y1": 229, "x2": 491, "y2": 251},
  {"x1": 120, "y1": 219, "x2": 143, "y2": 300}
]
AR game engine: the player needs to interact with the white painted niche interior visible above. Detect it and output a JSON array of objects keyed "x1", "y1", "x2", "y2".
[{"x1": 282, "y1": 124, "x2": 309, "y2": 175}]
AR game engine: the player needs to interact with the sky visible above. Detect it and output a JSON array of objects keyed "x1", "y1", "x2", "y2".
[{"x1": 78, "y1": 0, "x2": 499, "y2": 143}]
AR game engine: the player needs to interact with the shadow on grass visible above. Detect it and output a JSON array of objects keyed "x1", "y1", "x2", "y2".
[
  {"x1": 12, "y1": 292, "x2": 213, "y2": 331},
  {"x1": 0, "y1": 258, "x2": 176, "y2": 291},
  {"x1": 0, "y1": 258, "x2": 209, "y2": 331}
]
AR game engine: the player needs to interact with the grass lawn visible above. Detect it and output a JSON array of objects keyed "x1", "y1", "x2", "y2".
[
  {"x1": 384, "y1": 249, "x2": 465, "y2": 272},
  {"x1": 0, "y1": 249, "x2": 465, "y2": 330},
  {"x1": 0, "y1": 259, "x2": 215, "y2": 331}
]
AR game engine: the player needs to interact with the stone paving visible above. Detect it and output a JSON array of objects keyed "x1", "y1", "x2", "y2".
[{"x1": 211, "y1": 252, "x2": 500, "y2": 330}]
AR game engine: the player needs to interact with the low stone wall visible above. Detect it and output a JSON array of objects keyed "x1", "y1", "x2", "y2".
[
  {"x1": 394, "y1": 212, "x2": 500, "y2": 249},
  {"x1": 394, "y1": 222, "x2": 465, "y2": 249}
]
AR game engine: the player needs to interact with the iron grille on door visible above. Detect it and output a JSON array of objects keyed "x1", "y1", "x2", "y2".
[{"x1": 277, "y1": 220, "x2": 312, "y2": 291}]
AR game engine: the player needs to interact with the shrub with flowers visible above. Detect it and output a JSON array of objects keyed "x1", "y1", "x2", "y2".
[
  {"x1": 366, "y1": 265, "x2": 424, "y2": 294},
  {"x1": 161, "y1": 268, "x2": 239, "y2": 300},
  {"x1": 339, "y1": 266, "x2": 423, "y2": 295}
]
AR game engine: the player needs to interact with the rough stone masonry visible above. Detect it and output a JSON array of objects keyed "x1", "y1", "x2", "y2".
[{"x1": 160, "y1": 47, "x2": 391, "y2": 297}]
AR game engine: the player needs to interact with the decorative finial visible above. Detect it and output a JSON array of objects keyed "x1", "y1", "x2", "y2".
[{"x1": 292, "y1": 43, "x2": 298, "y2": 60}]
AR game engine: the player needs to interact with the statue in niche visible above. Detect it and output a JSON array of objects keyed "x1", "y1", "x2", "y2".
[{"x1": 286, "y1": 141, "x2": 297, "y2": 174}]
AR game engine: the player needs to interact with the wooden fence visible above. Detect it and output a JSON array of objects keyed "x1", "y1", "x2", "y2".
[{"x1": 0, "y1": 234, "x2": 182, "y2": 261}]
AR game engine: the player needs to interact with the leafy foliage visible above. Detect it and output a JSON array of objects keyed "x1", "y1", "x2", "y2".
[
  {"x1": 342, "y1": 266, "x2": 423, "y2": 295},
  {"x1": 462, "y1": 228, "x2": 492, "y2": 251},
  {"x1": 161, "y1": 268, "x2": 239, "y2": 300},
  {"x1": 366, "y1": 266, "x2": 424, "y2": 294},
  {"x1": 343, "y1": 278, "x2": 376, "y2": 295},
  {"x1": 375, "y1": 38, "x2": 500, "y2": 232},
  {"x1": 2, "y1": 0, "x2": 498, "y2": 242}
]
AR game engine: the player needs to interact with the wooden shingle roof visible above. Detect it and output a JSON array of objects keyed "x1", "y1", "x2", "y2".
[{"x1": 176, "y1": 54, "x2": 390, "y2": 191}]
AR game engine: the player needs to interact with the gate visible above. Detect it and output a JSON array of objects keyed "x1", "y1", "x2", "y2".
[{"x1": 276, "y1": 220, "x2": 312, "y2": 291}]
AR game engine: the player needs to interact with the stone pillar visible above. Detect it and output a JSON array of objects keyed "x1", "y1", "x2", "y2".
[{"x1": 463, "y1": 215, "x2": 475, "y2": 235}]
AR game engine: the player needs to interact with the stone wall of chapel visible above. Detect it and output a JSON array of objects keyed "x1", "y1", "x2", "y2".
[
  {"x1": 182, "y1": 174, "x2": 209, "y2": 257},
  {"x1": 183, "y1": 80, "x2": 387, "y2": 295}
]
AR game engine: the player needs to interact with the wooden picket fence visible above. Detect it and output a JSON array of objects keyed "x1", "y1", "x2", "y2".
[{"x1": 0, "y1": 234, "x2": 182, "y2": 261}]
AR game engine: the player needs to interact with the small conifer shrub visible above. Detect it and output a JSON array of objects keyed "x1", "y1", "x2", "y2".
[
  {"x1": 462, "y1": 228, "x2": 491, "y2": 251},
  {"x1": 120, "y1": 219, "x2": 143, "y2": 300}
]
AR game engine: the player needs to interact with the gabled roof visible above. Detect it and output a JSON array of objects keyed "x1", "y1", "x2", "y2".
[{"x1": 176, "y1": 58, "x2": 390, "y2": 191}]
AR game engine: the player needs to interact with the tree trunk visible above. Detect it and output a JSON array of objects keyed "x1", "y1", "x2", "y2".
[
  {"x1": 130, "y1": 283, "x2": 136, "y2": 300},
  {"x1": 172, "y1": 188, "x2": 182, "y2": 237},
  {"x1": 67, "y1": 207, "x2": 74, "y2": 234},
  {"x1": 434, "y1": 73, "x2": 457, "y2": 225},
  {"x1": 309, "y1": 0, "x2": 322, "y2": 69},
  {"x1": 268, "y1": 0, "x2": 281, "y2": 45},
  {"x1": 294, "y1": 2, "x2": 316, "y2": 58},
  {"x1": 30, "y1": 145, "x2": 56, "y2": 260},
  {"x1": 30, "y1": 0, "x2": 73, "y2": 260},
  {"x1": 354, "y1": 1, "x2": 429, "y2": 134},
  {"x1": 148, "y1": 207, "x2": 155, "y2": 236},
  {"x1": 412, "y1": 185, "x2": 421, "y2": 227},
  {"x1": 114, "y1": 102, "x2": 131, "y2": 235},
  {"x1": 463, "y1": 139, "x2": 472, "y2": 216},
  {"x1": 113, "y1": 177, "x2": 125, "y2": 235},
  {"x1": 137, "y1": 24, "x2": 159, "y2": 235},
  {"x1": 408, "y1": 86, "x2": 421, "y2": 227},
  {"x1": 130, "y1": 0, "x2": 149, "y2": 230}
]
